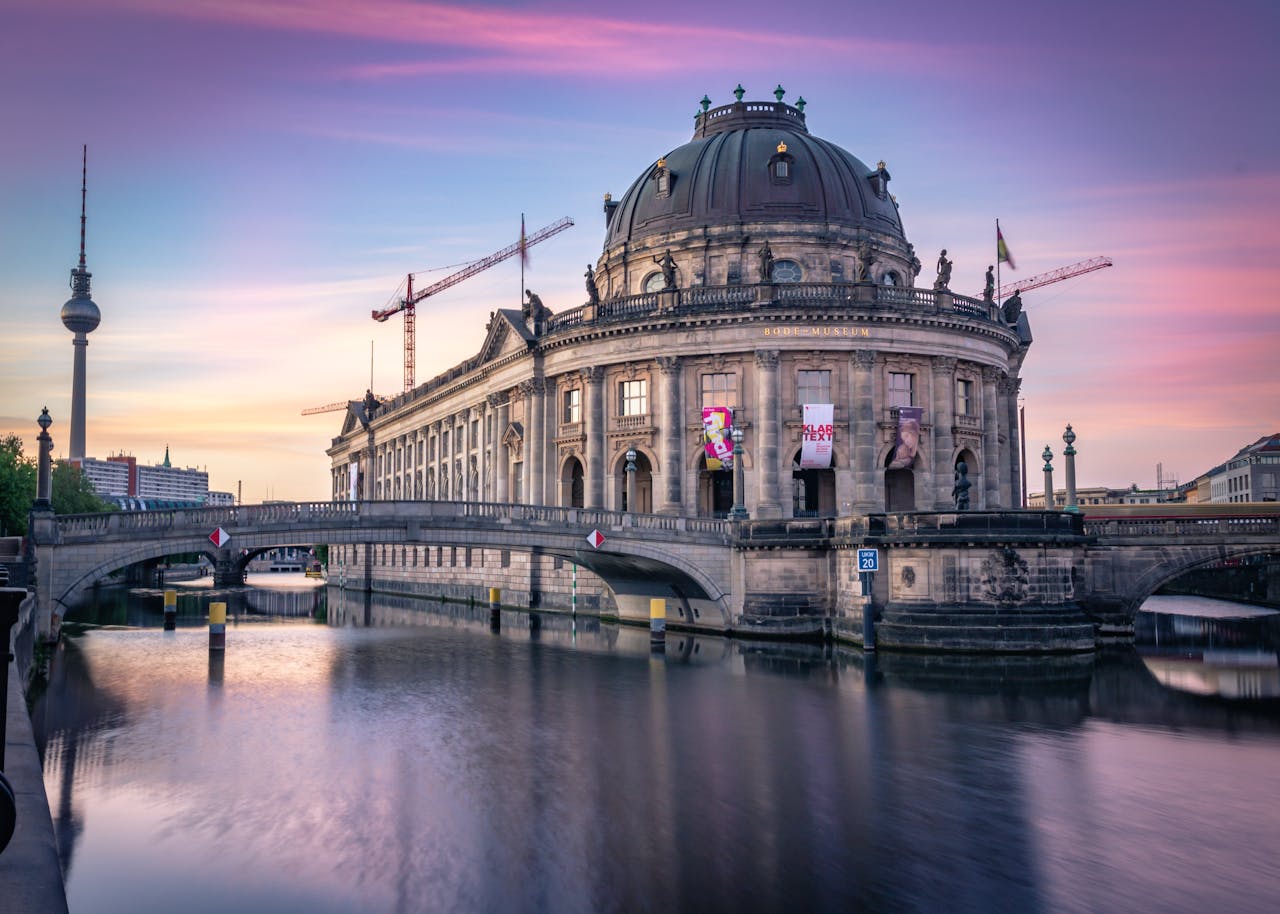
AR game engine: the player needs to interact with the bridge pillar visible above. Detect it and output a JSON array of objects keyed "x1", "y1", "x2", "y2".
[{"x1": 212, "y1": 549, "x2": 242, "y2": 587}]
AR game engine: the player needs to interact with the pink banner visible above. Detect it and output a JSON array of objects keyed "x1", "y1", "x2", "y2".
[
  {"x1": 702, "y1": 406, "x2": 734, "y2": 471},
  {"x1": 800, "y1": 404, "x2": 833, "y2": 468}
]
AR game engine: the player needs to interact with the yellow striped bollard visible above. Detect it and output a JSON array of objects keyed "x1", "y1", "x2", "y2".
[{"x1": 209, "y1": 601, "x2": 226, "y2": 651}]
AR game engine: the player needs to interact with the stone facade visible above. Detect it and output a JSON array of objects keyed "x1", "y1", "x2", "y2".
[{"x1": 325, "y1": 95, "x2": 1031, "y2": 529}]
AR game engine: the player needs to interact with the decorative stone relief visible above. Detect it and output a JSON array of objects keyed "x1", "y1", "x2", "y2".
[{"x1": 981, "y1": 547, "x2": 1030, "y2": 606}]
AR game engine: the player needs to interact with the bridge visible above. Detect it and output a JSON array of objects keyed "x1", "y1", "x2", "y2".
[{"x1": 24, "y1": 501, "x2": 1280, "y2": 652}]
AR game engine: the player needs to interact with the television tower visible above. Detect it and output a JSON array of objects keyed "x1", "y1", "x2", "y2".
[{"x1": 61, "y1": 146, "x2": 101, "y2": 460}]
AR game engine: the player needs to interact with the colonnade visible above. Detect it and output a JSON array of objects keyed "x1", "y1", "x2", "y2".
[{"x1": 329, "y1": 352, "x2": 1026, "y2": 515}]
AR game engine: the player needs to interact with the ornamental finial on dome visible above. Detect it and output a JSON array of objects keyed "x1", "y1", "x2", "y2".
[
  {"x1": 733, "y1": 84, "x2": 745, "y2": 102},
  {"x1": 777, "y1": 140, "x2": 788, "y2": 154},
  {"x1": 700, "y1": 94, "x2": 711, "y2": 112},
  {"x1": 774, "y1": 85, "x2": 785, "y2": 103},
  {"x1": 796, "y1": 96, "x2": 807, "y2": 112}
]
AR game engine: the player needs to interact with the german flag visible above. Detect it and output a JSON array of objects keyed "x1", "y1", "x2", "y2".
[{"x1": 997, "y1": 226, "x2": 1015, "y2": 270}]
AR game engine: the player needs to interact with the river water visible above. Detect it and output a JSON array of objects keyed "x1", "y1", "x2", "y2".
[{"x1": 32, "y1": 581, "x2": 1280, "y2": 914}]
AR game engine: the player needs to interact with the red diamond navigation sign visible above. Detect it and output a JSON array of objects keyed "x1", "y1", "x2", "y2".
[
  {"x1": 585, "y1": 529, "x2": 605, "y2": 549},
  {"x1": 209, "y1": 526, "x2": 231, "y2": 548}
]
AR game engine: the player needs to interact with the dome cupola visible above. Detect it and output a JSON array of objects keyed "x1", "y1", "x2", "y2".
[{"x1": 597, "y1": 88, "x2": 917, "y2": 296}]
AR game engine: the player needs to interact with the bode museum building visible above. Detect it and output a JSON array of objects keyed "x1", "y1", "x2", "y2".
[{"x1": 325, "y1": 90, "x2": 1033, "y2": 611}]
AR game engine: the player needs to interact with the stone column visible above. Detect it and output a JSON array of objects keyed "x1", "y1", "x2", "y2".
[
  {"x1": 657, "y1": 356, "x2": 683, "y2": 513},
  {"x1": 584, "y1": 367, "x2": 605, "y2": 508},
  {"x1": 495, "y1": 400, "x2": 510, "y2": 503},
  {"x1": 931, "y1": 357, "x2": 956, "y2": 510},
  {"x1": 755, "y1": 349, "x2": 782, "y2": 518},
  {"x1": 998, "y1": 375, "x2": 1020, "y2": 509},
  {"x1": 981, "y1": 367, "x2": 1001, "y2": 509},
  {"x1": 527, "y1": 379, "x2": 546, "y2": 505},
  {"x1": 851, "y1": 350, "x2": 877, "y2": 511}
]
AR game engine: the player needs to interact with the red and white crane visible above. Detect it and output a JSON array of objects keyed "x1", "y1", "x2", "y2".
[
  {"x1": 373, "y1": 216, "x2": 574, "y2": 392},
  {"x1": 977, "y1": 256, "x2": 1113, "y2": 301}
]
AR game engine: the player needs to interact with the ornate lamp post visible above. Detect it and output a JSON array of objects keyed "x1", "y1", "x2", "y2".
[
  {"x1": 730, "y1": 426, "x2": 749, "y2": 520},
  {"x1": 35, "y1": 408, "x2": 54, "y2": 510},
  {"x1": 1062, "y1": 424, "x2": 1078, "y2": 512},
  {"x1": 625, "y1": 446, "x2": 637, "y2": 512},
  {"x1": 1042, "y1": 445, "x2": 1055, "y2": 509}
]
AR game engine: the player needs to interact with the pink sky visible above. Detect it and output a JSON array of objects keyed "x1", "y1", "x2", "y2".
[{"x1": 1, "y1": 0, "x2": 1277, "y2": 501}]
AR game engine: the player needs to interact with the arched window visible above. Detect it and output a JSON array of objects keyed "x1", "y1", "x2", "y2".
[
  {"x1": 643, "y1": 271, "x2": 667, "y2": 293},
  {"x1": 881, "y1": 271, "x2": 900, "y2": 286}
]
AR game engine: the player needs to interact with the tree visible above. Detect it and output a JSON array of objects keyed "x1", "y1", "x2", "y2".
[
  {"x1": 51, "y1": 461, "x2": 116, "y2": 516},
  {"x1": 0, "y1": 434, "x2": 37, "y2": 537}
]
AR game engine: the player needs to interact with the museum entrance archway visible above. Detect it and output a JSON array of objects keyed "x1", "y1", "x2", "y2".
[
  {"x1": 792, "y1": 452, "x2": 836, "y2": 518},
  {"x1": 561, "y1": 457, "x2": 585, "y2": 508},
  {"x1": 884, "y1": 449, "x2": 916, "y2": 512},
  {"x1": 955, "y1": 448, "x2": 978, "y2": 510},
  {"x1": 697, "y1": 455, "x2": 734, "y2": 518},
  {"x1": 616, "y1": 451, "x2": 653, "y2": 513}
]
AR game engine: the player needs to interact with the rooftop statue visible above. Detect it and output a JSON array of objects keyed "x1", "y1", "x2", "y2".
[
  {"x1": 934, "y1": 249, "x2": 952, "y2": 291},
  {"x1": 653, "y1": 250, "x2": 677, "y2": 290},
  {"x1": 758, "y1": 240, "x2": 775, "y2": 283}
]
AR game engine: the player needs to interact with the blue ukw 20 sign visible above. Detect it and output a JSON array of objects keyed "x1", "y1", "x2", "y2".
[{"x1": 857, "y1": 548, "x2": 879, "y2": 572}]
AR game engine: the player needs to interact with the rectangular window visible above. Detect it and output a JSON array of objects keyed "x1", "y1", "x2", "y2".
[
  {"x1": 701, "y1": 372, "x2": 737, "y2": 410},
  {"x1": 889, "y1": 372, "x2": 915, "y2": 408},
  {"x1": 563, "y1": 388, "x2": 581, "y2": 424},
  {"x1": 441, "y1": 431, "x2": 449, "y2": 457},
  {"x1": 797, "y1": 369, "x2": 831, "y2": 406},
  {"x1": 619, "y1": 379, "x2": 648, "y2": 417},
  {"x1": 471, "y1": 419, "x2": 479, "y2": 446},
  {"x1": 956, "y1": 378, "x2": 974, "y2": 416}
]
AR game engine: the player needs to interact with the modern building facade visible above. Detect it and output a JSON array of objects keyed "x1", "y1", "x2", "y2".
[
  {"x1": 72, "y1": 447, "x2": 232, "y2": 507},
  {"x1": 326, "y1": 92, "x2": 1032, "y2": 522}
]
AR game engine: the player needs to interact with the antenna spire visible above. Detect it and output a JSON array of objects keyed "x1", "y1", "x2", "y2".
[{"x1": 79, "y1": 145, "x2": 88, "y2": 268}]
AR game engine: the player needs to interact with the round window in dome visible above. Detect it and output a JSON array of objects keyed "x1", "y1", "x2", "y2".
[
  {"x1": 643, "y1": 272, "x2": 667, "y2": 293},
  {"x1": 881, "y1": 271, "x2": 900, "y2": 286},
  {"x1": 771, "y1": 260, "x2": 803, "y2": 283}
]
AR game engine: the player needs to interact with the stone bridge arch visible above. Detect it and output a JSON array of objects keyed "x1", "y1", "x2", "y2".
[
  {"x1": 32, "y1": 503, "x2": 736, "y2": 633},
  {"x1": 1101, "y1": 543, "x2": 1279, "y2": 621}
]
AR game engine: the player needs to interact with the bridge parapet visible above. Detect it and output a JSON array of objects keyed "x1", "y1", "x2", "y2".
[
  {"x1": 1084, "y1": 514, "x2": 1279, "y2": 540},
  {"x1": 833, "y1": 511, "x2": 1086, "y2": 543}
]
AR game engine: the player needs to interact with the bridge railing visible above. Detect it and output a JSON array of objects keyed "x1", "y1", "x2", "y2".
[
  {"x1": 50, "y1": 500, "x2": 733, "y2": 543},
  {"x1": 1083, "y1": 514, "x2": 1280, "y2": 538},
  {"x1": 838, "y1": 511, "x2": 1087, "y2": 540}
]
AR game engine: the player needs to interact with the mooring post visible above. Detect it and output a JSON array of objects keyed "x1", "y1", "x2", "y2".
[
  {"x1": 650, "y1": 597, "x2": 666, "y2": 650},
  {"x1": 209, "y1": 601, "x2": 226, "y2": 651},
  {"x1": 163, "y1": 589, "x2": 177, "y2": 631},
  {"x1": 489, "y1": 587, "x2": 501, "y2": 632},
  {"x1": 860, "y1": 571, "x2": 876, "y2": 651}
]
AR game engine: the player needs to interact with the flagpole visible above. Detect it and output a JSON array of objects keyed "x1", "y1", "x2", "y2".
[
  {"x1": 996, "y1": 218, "x2": 1001, "y2": 302},
  {"x1": 520, "y1": 212, "x2": 525, "y2": 305}
]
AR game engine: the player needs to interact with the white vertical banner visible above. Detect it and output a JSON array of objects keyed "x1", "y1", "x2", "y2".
[
  {"x1": 801, "y1": 403, "x2": 834, "y2": 468},
  {"x1": 348, "y1": 462, "x2": 359, "y2": 501}
]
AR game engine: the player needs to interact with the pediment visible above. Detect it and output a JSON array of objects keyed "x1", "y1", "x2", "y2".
[{"x1": 477, "y1": 310, "x2": 534, "y2": 366}]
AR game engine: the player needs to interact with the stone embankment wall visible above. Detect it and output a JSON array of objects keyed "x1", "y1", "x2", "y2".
[{"x1": 327, "y1": 542, "x2": 617, "y2": 615}]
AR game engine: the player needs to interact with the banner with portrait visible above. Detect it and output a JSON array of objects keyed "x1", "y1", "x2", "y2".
[
  {"x1": 702, "y1": 406, "x2": 734, "y2": 471},
  {"x1": 348, "y1": 462, "x2": 359, "y2": 501},
  {"x1": 889, "y1": 406, "x2": 923, "y2": 469},
  {"x1": 800, "y1": 403, "x2": 834, "y2": 469}
]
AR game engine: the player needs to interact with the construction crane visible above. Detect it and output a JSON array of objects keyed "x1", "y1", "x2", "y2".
[
  {"x1": 976, "y1": 256, "x2": 1113, "y2": 301},
  {"x1": 373, "y1": 216, "x2": 574, "y2": 392}
]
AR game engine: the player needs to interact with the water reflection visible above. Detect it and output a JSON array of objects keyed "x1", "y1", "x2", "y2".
[
  {"x1": 1137, "y1": 595, "x2": 1280, "y2": 700},
  {"x1": 33, "y1": 584, "x2": 1280, "y2": 914}
]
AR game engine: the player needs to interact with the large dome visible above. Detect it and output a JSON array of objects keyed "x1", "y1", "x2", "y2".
[{"x1": 596, "y1": 92, "x2": 918, "y2": 296}]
